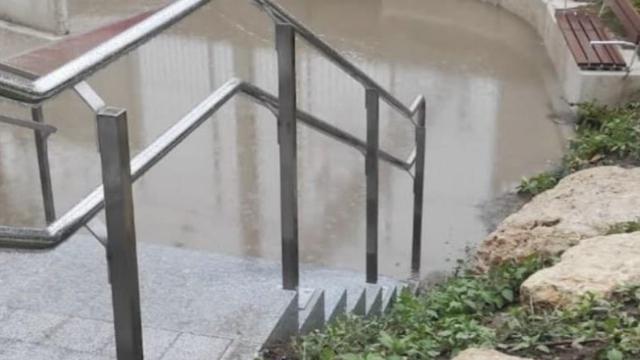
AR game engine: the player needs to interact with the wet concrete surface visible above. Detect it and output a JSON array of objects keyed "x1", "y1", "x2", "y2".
[{"x1": 0, "y1": 0, "x2": 569, "y2": 278}]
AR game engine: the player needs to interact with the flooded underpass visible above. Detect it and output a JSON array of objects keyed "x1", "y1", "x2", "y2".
[{"x1": 0, "y1": 0, "x2": 568, "y2": 279}]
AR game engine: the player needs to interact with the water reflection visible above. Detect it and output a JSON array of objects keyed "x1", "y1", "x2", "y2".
[{"x1": 0, "y1": 0, "x2": 567, "y2": 278}]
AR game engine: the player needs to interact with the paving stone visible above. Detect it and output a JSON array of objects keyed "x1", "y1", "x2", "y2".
[
  {"x1": 161, "y1": 333, "x2": 231, "y2": 360},
  {"x1": 45, "y1": 317, "x2": 114, "y2": 353},
  {"x1": 63, "y1": 351, "x2": 113, "y2": 360},
  {"x1": 220, "y1": 340, "x2": 260, "y2": 360},
  {"x1": 0, "y1": 309, "x2": 66, "y2": 343},
  {"x1": 101, "y1": 327, "x2": 179, "y2": 360},
  {"x1": 0, "y1": 305, "x2": 10, "y2": 320},
  {"x1": 0, "y1": 339, "x2": 67, "y2": 360}
]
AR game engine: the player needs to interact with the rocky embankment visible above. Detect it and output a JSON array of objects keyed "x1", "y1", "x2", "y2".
[
  {"x1": 476, "y1": 166, "x2": 640, "y2": 271},
  {"x1": 454, "y1": 166, "x2": 640, "y2": 359}
]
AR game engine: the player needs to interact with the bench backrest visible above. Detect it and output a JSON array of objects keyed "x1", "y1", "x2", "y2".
[{"x1": 607, "y1": 0, "x2": 640, "y2": 43}]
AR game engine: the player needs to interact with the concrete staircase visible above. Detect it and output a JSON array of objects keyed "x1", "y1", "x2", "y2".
[
  {"x1": 0, "y1": 234, "x2": 407, "y2": 360},
  {"x1": 279, "y1": 274, "x2": 407, "y2": 341}
]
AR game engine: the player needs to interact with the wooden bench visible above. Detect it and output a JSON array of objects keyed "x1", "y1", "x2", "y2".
[
  {"x1": 556, "y1": 10, "x2": 626, "y2": 71},
  {"x1": 0, "y1": 9, "x2": 159, "y2": 80}
]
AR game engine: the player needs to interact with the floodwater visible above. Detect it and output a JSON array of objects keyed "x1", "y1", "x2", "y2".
[{"x1": 0, "y1": 0, "x2": 568, "y2": 279}]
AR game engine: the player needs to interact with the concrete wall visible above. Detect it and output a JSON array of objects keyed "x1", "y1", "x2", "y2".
[
  {"x1": 480, "y1": 0, "x2": 640, "y2": 105},
  {"x1": 0, "y1": 0, "x2": 68, "y2": 35}
]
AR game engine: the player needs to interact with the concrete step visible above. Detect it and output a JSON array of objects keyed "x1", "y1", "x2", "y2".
[
  {"x1": 325, "y1": 289, "x2": 347, "y2": 323},
  {"x1": 364, "y1": 285, "x2": 383, "y2": 318},
  {"x1": 348, "y1": 287, "x2": 367, "y2": 316},
  {"x1": 380, "y1": 285, "x2": 398, "y2": 314},
  {"x1": 298, "y1": 288, "x2": 325, "y2": 335}
]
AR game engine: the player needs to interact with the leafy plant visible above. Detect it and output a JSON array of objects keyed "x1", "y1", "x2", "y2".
[
  {"x1": 517, "y1": 172, "x2": 560, "y2": 196},
  {"x1": 495, "y1": 286, "x2": 640, "y2": 359},
  {"x1": 606, "y1": 220, "x2": 640, "y2": 235},
  {"x1": 284, "y1": 281, "x2": 640, "y2": 360},
  {"x1": 291, "y1": 256, "x2": 550, "y2": 360}
]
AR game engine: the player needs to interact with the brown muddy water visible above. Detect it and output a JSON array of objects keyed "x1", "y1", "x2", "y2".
[{"x1": 0, "y1": 0, "x2": 568, "y2": 279}]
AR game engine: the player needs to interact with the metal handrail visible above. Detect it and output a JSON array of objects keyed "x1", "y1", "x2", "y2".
[
  {"x1": 0, "y1": 3, "x2": 426, "y2": 358},
  {"x1": 0, "y1": 0, "x2": 418, "y2": 125},
  {"x1": 0, "y1": 0, "x2": 212, "y2": 104},
  {"x1": 0, "y1": 78, "x2": 417, "y2": 248},
  {"x1": 252, "y1": 0, "x2": 418, "y2": 122}
]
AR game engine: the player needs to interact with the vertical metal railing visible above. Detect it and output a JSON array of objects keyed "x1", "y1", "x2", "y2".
[
  {"x1": 276, "y1": 23, "x2": 300, "y2": 290},
  {"x1": 0, "y1": 4, "x2": 428, "y2": 359},
  {"x1": 411, "y1": 100, "x2": 426, "y2": 275},
  {"x1": 273, "y1": 22, "x2": 426, "y2": 285},
  {"x1": 31, "y1": 106, "x2": 56, "y2": 224},
  {"x1": 97, "y1": 107, "x2": 144, "y2": 360},
  {"x1": 365, "y1": 88, "x2": 380, "y2": 284}
]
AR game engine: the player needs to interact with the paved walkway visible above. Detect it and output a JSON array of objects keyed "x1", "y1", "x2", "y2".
[{"x1": 0, "y1": 233, "x2": 297, "y2": 360}]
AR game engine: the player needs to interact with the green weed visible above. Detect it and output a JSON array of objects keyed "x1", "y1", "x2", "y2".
[
  {"x1": 293, "y1": 256, "x2": 550, "y2": 360},
  {"x1": 517, "y1": 172, "x2": 561, "y2": 196},
  {"x1": 606, "y1": 220, "x2": 640, "y2": 235},
  {"x1": 288, "y1": 274, "x2": 640, "y2": 360}
]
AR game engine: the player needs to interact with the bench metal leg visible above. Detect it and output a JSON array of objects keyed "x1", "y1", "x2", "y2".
[
  {"x1": 629, "y1": 44, "x2": 640, "y2": 72},
  {"x1": 97, "y1": 107, "x2": 144, "y2": 360},
  {"x1": 31, "y1": 106, "x2": 56, "y2": 224},
  {"x1": 276, "y1": 23, "x2": 300, "y2": 291},
  {"x1": 365, "y1": 88, "x2": 379, "y2": 284}
]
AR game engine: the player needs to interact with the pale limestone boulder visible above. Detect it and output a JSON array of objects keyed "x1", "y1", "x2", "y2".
[
  {"x1": 521, "y1": 232, "x2": 640, "y2": 307},
  {"x1": 476, "y1": 166, "x2": 640, "y2": 269},
  {"x1": 452, "y1": 348, "x2": 531, "y2": 360}
]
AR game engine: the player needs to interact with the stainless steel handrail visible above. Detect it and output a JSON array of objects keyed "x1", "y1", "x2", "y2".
[
  {"x1": 0, "y1": 78, "x2": 415, "y2": 248},
  {"x1": 0, "y1": 0, "x2": 417, "y2": 126},
  {"x1": 252, "y1": 0, "x2": 418, "y2": 122},
  {"x1": 0, "y1": 0, "x2": 212, "y2": 104},
  {"x1": 0, "y1": 3, "x2": 427, "y2": 357}
]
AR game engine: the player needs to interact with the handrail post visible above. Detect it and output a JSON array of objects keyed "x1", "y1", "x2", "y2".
[
  {"x1": 365, "y1": 88, "x2": 379, "y2": 284},
  {"x1": 276, "y1": 23, "x2": 299, "y2": 290},
  {"x1": 31, "y1": 106, "x2": 56, "y2": 223},
  {"x1": 97, "y1": 107, "x2": 144, "y2": 360},
  {"x1": 411, "y1": 100, "x2": 426, "y2": 276}
]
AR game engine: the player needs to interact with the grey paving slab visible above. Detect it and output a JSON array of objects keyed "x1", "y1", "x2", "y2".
[
  {"x1": 0, "y1": 233, "x2": 402, "y2": 359},
  {"x1": 0, "y1": 234, "x2": 296, "y2": 358},
  {"x1": 44, "y1": 317, "x2": 114, "y2": 353},
  {"x1": 0, "y1": 309, "x2": 66, "y2": 343},
  {"x1": 0, "y1": 305, "x2": 10, "y2": 321},
  {"x1": 0, "y1": 237, "x2": 108, "y2": 314},
  {"x1": 160, "y1": 333, "x2": 231, "y2": 360},
  {"x1": 101, "y1": 327, "x2": 180, "y2": 360},
  {"x1": 0, "y1": 339, "x2": 65, "y2": 360},
  {"x1": 220, "y1": 339, "x2": 260, "y2": 360}
]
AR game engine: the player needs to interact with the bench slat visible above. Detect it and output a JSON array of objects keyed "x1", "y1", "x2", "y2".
[
  {"x1": 579, "y1": 12, "x2": 613, "y2": 65},
  {"x1": 566, "y1": 12, "x2": 602, "y2": 66},
  {"x1": 557, "y1": 12, "x2": 590, "y2": 66},
  {"x1": 590, "y1": 15, "x2": 627, "y2": 69}
]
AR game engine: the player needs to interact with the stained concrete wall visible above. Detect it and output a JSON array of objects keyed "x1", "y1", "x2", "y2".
[{"x1": 0, "y1": 0, "x2": 68, "y2": 35}]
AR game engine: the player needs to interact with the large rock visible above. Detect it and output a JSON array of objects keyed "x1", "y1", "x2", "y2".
[
  {"x1": 521, "y1": 232, "x2": 640, "y2": 307},
  {"x1": 476, "y1": 166, "x2": 640, "y2": 269},
  {"x1": 453, "y1": 348, "x2": 531, "y2": 360}
]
